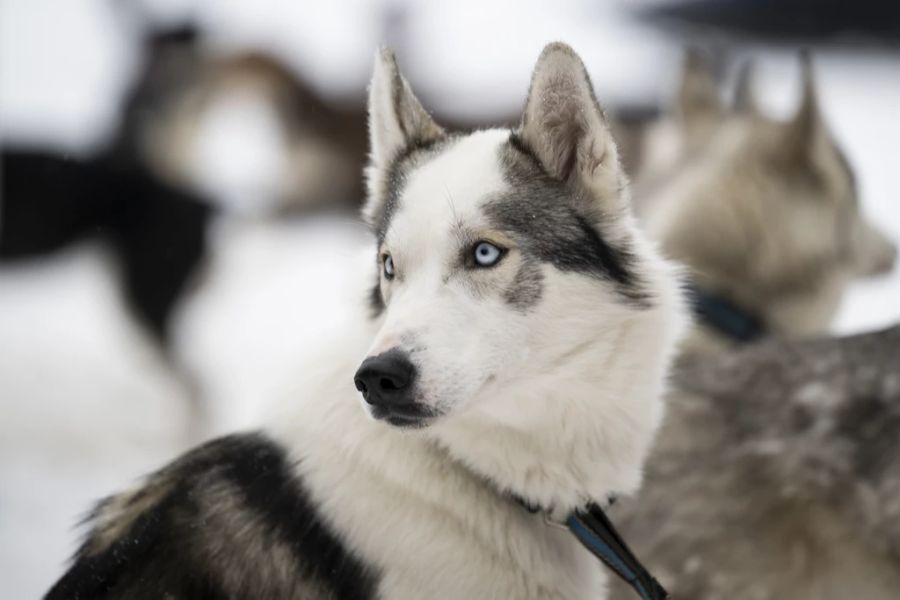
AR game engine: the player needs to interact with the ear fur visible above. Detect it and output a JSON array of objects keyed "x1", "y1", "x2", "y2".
[
  {"x1": 519, "y1": 42, "x2": 621, "y2": 196},
  {"x1": 676, "y1": 48, "x2": 723, "y2": 129},
  {"x1": 781, "y1": 51, "x2": 822, "y2": 162},
  {"x1": 364, "y1": 48, "x2": 444, "y2": 225}
]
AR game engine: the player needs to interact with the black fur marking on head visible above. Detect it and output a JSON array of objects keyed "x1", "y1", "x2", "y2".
[
  {"x1": 46, "y1": 433, "x2": 379, "y2": 600},
  {"x1": 504, "y1": 259, "x2": 545, "y2": 310},
  {"x1": 366, "y1": 134, "x2": 460, "y2": 320},
  {"x1": 492, "y1": 134, "x2": 650, "y2": 306}
]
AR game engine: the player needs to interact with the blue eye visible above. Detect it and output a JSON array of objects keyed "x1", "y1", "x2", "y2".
[
  {"x1": 383, "y1": 254, "x2": 395, "y2": 279},
  {"x1": 473, "y1": 241, "x2": 504, "y2": 267}
]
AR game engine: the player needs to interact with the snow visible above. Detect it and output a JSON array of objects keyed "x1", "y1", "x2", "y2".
[
  {"x1": 1, "y1": 0, "x2": 897, "y2": 596},
  {"x1": 0, "y1": 246, "x2": 192, "y2": 595}
]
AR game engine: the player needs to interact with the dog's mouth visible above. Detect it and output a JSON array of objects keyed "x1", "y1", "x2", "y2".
[{"x1": 369, "y1": 404, "x2": 438, "y2": 429}]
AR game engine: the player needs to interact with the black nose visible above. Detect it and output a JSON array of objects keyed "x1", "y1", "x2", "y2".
[{"x1": 354, "y1": 349, "x2": 417, "y2": 408}]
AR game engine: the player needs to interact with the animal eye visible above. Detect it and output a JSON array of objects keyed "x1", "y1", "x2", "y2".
[
  {"x1": 383, "y1": 254, "x2": 395, "y2": 279},
  {"x1": 473, "y1": 241, "x2": 504, "y2": 268}
]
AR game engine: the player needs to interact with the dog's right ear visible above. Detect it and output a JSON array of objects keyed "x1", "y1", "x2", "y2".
[
  {"x1": 367, "y1": 48, "x2": 444, "y2": 170},
  {"x1": 364, "y1": 48, "x2": 444, "y2": 227},
  {"x1": 676, "y1": 48, "x2": 722, "y2": 129}
]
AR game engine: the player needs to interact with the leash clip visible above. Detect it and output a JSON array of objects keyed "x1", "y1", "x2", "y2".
[{"x1": 542, "y1": 512, "x2": 569, "y2": 532}]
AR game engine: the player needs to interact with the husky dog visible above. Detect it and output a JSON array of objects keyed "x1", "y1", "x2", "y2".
[
  {"x1": 46, "y1": 44, "x2": 686, "y2": 599},
  {"x1": 640, "y1": 53, "x2": 896, "y2": 350}
]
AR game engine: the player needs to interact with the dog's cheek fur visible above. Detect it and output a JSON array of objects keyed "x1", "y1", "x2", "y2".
[
  {"x1": 504, "y1": 259, "x2": 545, "y2": 310},
  {"x1": 46, "y1": 433, "x2": 379, "y2": 600}
]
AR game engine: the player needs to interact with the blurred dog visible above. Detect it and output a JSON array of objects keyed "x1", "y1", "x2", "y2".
[
  {"x1": 641, "y1": 53, "x2": 896, "y2": 351},
  {"x1": 115, "y1": 34, "x2": 368, "y2": 214},
  {"x1": 608, "y1": 52, "x2": 900, "y2": 599},
  {"x1": 0, "y1": 149, "x2": 211, "y2": 345},
  {"x1": 46, "y1": 43, "x2": 686, "y2": 599}
]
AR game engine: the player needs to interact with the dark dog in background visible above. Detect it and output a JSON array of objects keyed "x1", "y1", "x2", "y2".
[
  {"x1": 1, "y1": 149, "x2": 211, "y2": 345},
  {"x1": 1, "y1": 26, "x2": 215, "y2": 349},
  {"x1": 1, "y1": 23, "x2": 372, "y2": 438},
  {"x1": 1, "y1": 23, "x2": 369, "y2": 358}
]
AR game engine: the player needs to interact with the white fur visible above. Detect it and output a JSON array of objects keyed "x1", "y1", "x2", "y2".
[{"x1": 263, "y1": 45, "x2": 687, "y2": 599}]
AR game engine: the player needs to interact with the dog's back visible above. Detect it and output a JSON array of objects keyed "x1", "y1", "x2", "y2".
[
  {"x1": 46, "y1": 433, "x2": 376, "y2": 600},
  {"x1": 610, "y1": 324, "x2": 900, "y2": 599}
]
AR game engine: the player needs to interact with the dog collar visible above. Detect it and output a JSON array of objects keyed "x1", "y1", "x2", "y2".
[
  {"x1": 687, "y1": 284, "x2": 765, "y2": 343},
  {"x1": 518, "y1": 498, "x2": 669, "y2": 600}
]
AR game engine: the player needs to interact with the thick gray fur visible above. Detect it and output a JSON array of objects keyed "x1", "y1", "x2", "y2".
[{"x1": 610, "y1": 324, "x2": 900, "y2": 599}]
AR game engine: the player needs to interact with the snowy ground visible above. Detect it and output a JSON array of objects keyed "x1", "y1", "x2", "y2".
[{"x1": 1, "y1": 0, "x2": 899, "y2": 596}]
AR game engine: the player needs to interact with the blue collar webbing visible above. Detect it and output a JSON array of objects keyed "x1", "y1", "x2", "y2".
[
  {"x1": 687, "y1": 284, "x2": 765, "y2": 343},
  {"x1": 567, "y1": 504, "x2": 669, "y2": 600}
]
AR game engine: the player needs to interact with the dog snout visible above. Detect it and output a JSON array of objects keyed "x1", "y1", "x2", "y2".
[{"x1": 354, "y1": 349, "x2": 417, "y2": 408}]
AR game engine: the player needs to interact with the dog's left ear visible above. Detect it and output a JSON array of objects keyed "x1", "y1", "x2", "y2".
[{"x1": 519, "y1": 43, "x2": 621, "y2": 196}]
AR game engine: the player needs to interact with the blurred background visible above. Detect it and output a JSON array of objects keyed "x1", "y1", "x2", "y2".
[{"x1": 1, "y1": 0, "x2": 898, "y2": 596}]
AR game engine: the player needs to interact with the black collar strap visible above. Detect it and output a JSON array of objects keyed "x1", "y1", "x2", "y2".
[
  {"x1": 687, "y1": 284, "x2": 765, "y2": 343},
  {"x1": 517, "y1": 497, "x2": 668, "y2": 600},
  {"x1": 567, "y1": 503, "x2": 669, "y2": 600}
]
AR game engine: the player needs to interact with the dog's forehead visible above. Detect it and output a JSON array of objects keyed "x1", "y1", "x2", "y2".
[{"x1": 387, "y1": 129, "x2": 510, "y2": 245}]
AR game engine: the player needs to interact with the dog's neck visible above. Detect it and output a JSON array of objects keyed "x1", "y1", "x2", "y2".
[
  {"x1": 426, "y1": 324, "x2": 666, "y2": 517},
  {"x1": 678, "y1": 270, "x2": 847, "y2": 355}
]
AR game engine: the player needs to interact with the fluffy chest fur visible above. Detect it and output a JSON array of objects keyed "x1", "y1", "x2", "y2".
[
  {"x1": 270, "y1": 383, "x2": 605, "y2": 599},
  {"x1": 262, "y1": 304, "x2": 606, "y2": 599}
]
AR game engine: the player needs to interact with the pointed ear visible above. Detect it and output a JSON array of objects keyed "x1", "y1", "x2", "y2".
[
  {"x1": 367, "y1": 47, "x2": 444, "y2": 170},
  {"x1": 781, "y1": 51, "x2": 822, "y2": 160},
  {"x1": 732, "y1": 60, "x2": 758, "y2": 114},
  {"x1": 519, "y1": 42, "x2": 620, "y2": 191},
  {"x1": 676, "y1": 48, "x2": 722, "y2": 128}
]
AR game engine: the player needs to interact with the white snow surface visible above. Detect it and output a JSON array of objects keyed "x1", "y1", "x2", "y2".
[{"x1": 1, "y1": 0, "x2": 898, "y2": 597}]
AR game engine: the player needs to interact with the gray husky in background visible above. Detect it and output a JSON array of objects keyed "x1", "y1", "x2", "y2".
[
  {"x1": 46, "y1": 43, "x2": 686, "y2": 599},
  {"x1": 608, "y1": 52, "x2": 900, "y2": 599},
  {"x1": 640, "y1": 52, "x2": 896, "y2": 350}
]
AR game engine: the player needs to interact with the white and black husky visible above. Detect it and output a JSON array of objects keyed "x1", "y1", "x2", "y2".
[{"x1": 47, "y1": 43, "x2": 686, "y2": 600}]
